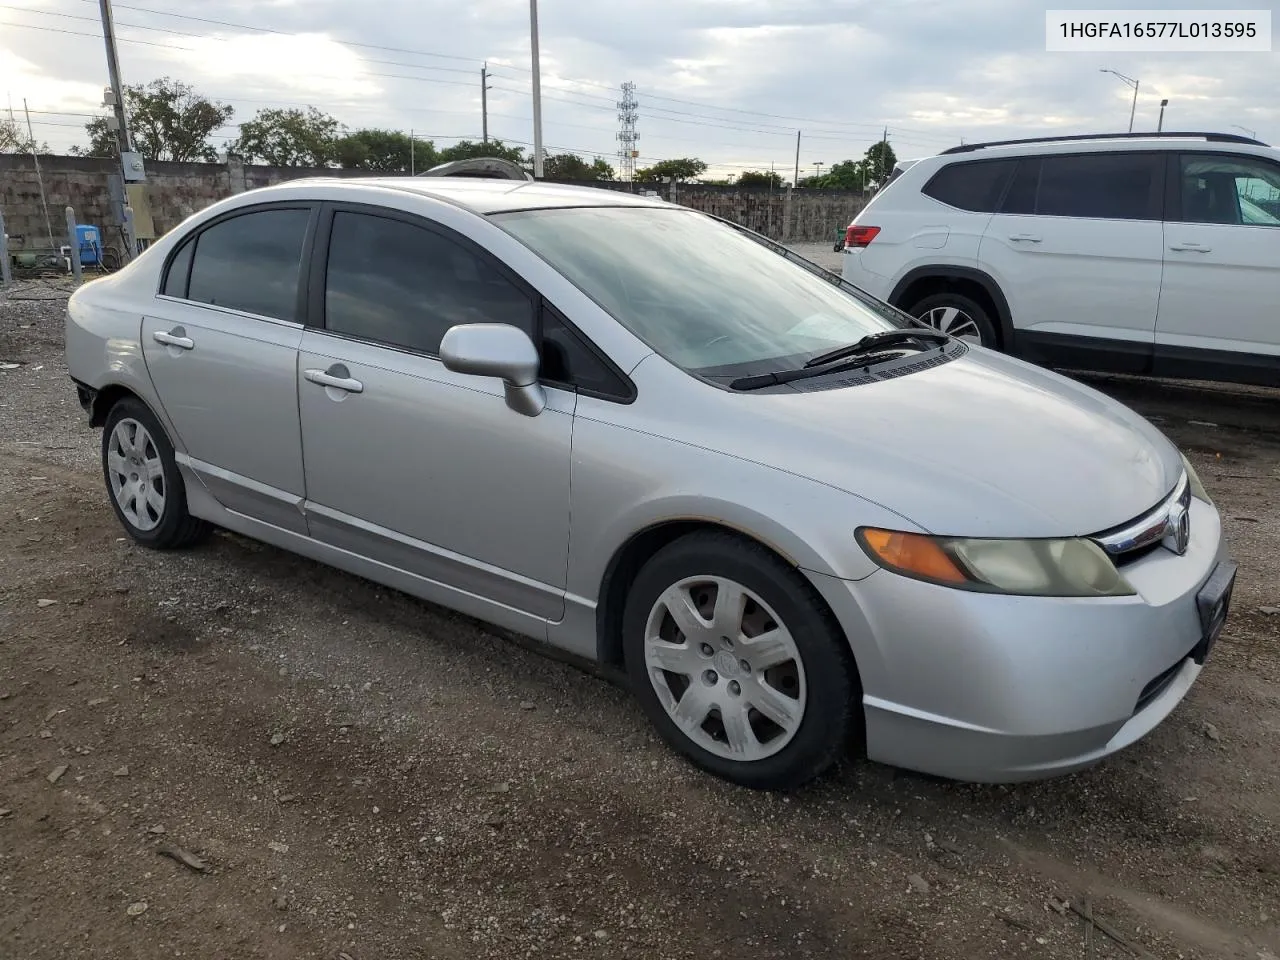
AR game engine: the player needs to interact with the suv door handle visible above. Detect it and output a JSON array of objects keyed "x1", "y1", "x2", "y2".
[
  {"x1": 1008, "y1": 233, "x2": 1042, "y2": 243},
  {"x1": 1169, "y1": 242, "x2": 1211, "y2": 253},
  {"x1": 152, "y1": 329, "x2": 194, "y2": 350},
  {"x1": 304, "y1": 367, "x2": 364, "y2": 394}
]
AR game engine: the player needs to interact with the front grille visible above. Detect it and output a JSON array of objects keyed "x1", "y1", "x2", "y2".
[
  {"x1": 1134, "y1": 657, "x2": 1185, "y2": 714},
  {"x1": 1091, "y1": 472, "x2": 1191, "y2": 567}
]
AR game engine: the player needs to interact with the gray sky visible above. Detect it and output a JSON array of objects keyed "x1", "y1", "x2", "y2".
[{"x1": 2, "y1": 0, "x2": 1277, "y2": 175}]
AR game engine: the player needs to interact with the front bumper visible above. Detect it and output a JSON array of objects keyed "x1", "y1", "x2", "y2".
[{"x1": 807, "y1": 496, "x2": 1232, "y2": 783}]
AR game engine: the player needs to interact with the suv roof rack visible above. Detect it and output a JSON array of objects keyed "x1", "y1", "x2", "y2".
[{"x1": 940, "y1": 131, "x2": 1268, "y2": 155}]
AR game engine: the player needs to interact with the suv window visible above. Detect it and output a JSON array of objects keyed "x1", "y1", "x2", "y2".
[
  {"x1": 185, "y1": 208, "x2": 310, "y2": 321},
  {"x1": 1178, "y1": 153, "x2": 1280, "y2": 226},
  {"x1": 323, "y1": 211, "x2": 534, "y2": 356},
  {"x1": 1000, "y1": 152, "x2": 1163, "y2": 220},
  {"x1": 921, "y1": 159, "x2": 1016, "y2": 212}
]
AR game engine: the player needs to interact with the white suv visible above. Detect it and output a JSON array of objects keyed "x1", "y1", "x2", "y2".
[{"x1": 841, "y1": 132, "x2": 1280, "y2": 387}]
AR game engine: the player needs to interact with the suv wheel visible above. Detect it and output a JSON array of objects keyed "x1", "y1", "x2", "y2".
[
  {"x1": 908, "y1": 292, "x2": 999, "y2": 349},
  {"x1": 622, "y1": 531, "x2": 860, "y2": 790}
]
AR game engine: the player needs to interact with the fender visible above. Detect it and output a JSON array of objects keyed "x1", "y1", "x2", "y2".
[{"x1": 888, "y1": 265, "x2": 1016, "y2": 352}]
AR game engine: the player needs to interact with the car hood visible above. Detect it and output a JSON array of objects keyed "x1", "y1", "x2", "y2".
[{"x1": 685, "y1": 350, "x2": 1183, "y2": 538}]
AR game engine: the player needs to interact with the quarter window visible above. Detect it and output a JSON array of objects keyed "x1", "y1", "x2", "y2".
[
  {"x1": 1178, "y1": 153, "x2": 1280, "y2": 226},
  {"x1": 324, "y1": 211, "x2": 534, "y2": 355},
  {"x1": 1000, "y1": 153, "x2": 1163, "y2": 220},
  {"x1": 921, "y1": 159, "x2": 1016, "y2": 212},
  {"x1": 185, "y1": 208, "x2": 310, "y2": 322}
]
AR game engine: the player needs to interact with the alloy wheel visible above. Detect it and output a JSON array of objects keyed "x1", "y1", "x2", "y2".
[
  {"x1": 643, "y1": 575, "x2": 806, "y2": 761},
  {"x1": 919, "y1": 305, "x2": 984, "y2": 344}
]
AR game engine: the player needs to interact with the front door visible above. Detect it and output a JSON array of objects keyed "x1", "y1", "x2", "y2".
[
  {"x1": 142, "y1": 205, "x2": 314, "y2": 534},
  {"x1": 1154, "y1": 151, "x2": 1280, "y2": 383},
  {"x1": 978, "y1": 151, "x2": 1166, "y2": 371},
  {"x1": 297, "y1": 206, "x2": 574, "y2": 622}
]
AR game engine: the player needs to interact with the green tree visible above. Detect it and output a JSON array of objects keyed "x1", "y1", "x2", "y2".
[
  {"x1": 0, "y1": 117, "x2": 47, "y2": 153},
  {"x1": 634, "y1": 157, "x2": 707, "y2": 182},
  {"x1": 231, "y1": 107, "x2": 342, "y2": 166},
  {"x1": 336, "y1": 129, "x2": 437, "y2": 172},
  {"x1": 863, "y1": 139, "x2": 898, "y2": 184},
  {"x1": 437, "y1": 139, "x2": 525, "y2": 165},
  {"x1": 73, "y1": 78, "x2": 232, "y2": 161},
  {"x1": 737, "y1": 170, "x2": 784, "y2": 188},
  {"x1": 542, "y1": 152, "x2": 614, "y2": 180}
]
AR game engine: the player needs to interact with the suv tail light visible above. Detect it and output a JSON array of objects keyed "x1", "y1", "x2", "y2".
[{"x1": 845, "y1": 225, "x2": 880, "y2": 248}]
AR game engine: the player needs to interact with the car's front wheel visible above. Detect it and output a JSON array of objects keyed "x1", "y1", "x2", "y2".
[
  {"x1": 101, "y1": 396, "x2": 210, "y2": 549},
  {"x1": 622, "y1": 531, "x2": 860, "y2": 790}
]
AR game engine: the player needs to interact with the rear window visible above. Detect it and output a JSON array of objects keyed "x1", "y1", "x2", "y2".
[
  {"x1": 921, "y1": 159, "x2": 1017, "y2": 212},
  {"x1": 1000, "y1": 152, "x2": 1163, "y2": 220}
]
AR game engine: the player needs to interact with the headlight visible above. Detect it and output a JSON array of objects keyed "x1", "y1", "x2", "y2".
[
  {"x1": 856, "y1": 528, "x2": 1135, "y2": 597},
  {"x1": 1181, "y1": 453, "x2": 1211, "y2": 503}
]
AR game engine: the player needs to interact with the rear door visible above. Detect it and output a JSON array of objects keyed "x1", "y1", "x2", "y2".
[
  {"x1": 143, "y1": 204, "x2": 314, "y2": 534},
  {"x1": 1154, "y1": 151, "x2": 1280, "y2": 382},
  {"x1": 978, "y1": 151, "x2": 1166, "y2": 371}
]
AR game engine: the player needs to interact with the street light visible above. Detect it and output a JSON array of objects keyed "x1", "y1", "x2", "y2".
[
  {"x1": 1231, "y1": 124, "x2": 1258, "y2": 139},
  {"x1": 813, "y1": 162, "x2": 824, "y2": 178},
  {"x1": 1100, "y1": 68, "x2": 1140, "y2": 133},
  {"x1": 1157, "y1": 98, "x2": 1169, "y2": 133}
]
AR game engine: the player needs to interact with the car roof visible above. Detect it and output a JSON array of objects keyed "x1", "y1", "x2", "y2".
[
  {"x1": 273, "y1": 175, "x2": 669, "y2": 215},
  {"x1": 932, "y1": 133, "x2": 1274, "y2": 163}
]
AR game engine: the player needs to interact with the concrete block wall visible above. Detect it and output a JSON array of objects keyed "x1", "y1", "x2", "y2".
[{"x1": 1, "y1": 153, "x2": 865, "y2": 251}]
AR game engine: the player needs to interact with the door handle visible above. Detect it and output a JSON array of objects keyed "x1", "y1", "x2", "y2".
[
  {"x1": 1169, "y1": 242, "x2": 1211, "y2": 253},
  {"x1": 152, "y1": 329, "x2": 194, "y2": 350},
  {"x1": 1008, "y1": 233, "x2": 1042, "y2": 243},
  {"x1": 304, "y1": 367, "x2": 364, "y2": 394}
]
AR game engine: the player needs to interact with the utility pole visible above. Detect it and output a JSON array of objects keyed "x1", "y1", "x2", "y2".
[
  {"x1": 481, "y1": 63, "x2": 491, "y2": 144},
  {"x1": 410, "y1": 128, "x2": 415, "y2": 175},
  {"x1": 98, "y1": 0, "x2": 132, "y2": 154},
  {"x1": 880, "y1": 126, "x2": 889, "y2": 184},
  {"x1": 529, "y1": 0, "x2": 544, "y2": 177},
  {"x1": 24, "y1": 99, "x2": 56, "y2": 254},
  {"x1": 98, "y1": 0, "x2": 142, "y2": 262},
  {"x1": 793, "y1": 130, "x2": 800, "y2": 187}
]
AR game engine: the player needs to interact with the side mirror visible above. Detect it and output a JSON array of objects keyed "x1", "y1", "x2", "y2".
[{"x1": 439, "y1": 323, "x2": 546, "y2": 417}]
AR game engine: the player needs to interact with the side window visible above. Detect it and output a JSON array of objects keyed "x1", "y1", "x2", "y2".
[
  {"x1": 161, "y1": 237, "x2": 193, "y2": 298},
  {"x1": 186, "y1": 208, "x2": 310, "y2": 321},
  {"x1": 1000, "y1": 153, "x2": 1162, "y2": 220},
  {"x1": 540, "y1": 303, "x2": 632, "y2": 400},
  {"x1": 1178, "y1": 153, "x2": 1280, "y2": 227},
  {"x1": 921, "y1": 159, "x2": 1016, "y2": 212},
  {"x1": 324, "y1": 211, "x2": 534, "y2": 355}
]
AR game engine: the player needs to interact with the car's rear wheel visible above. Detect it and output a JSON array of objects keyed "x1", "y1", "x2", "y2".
[
  {"x1": 622, "y1": 531, "x2": 860, "y2": 790},
  {"x1": 101, "y1": 397, "x2": 210, "y2": 549},
  {"x1": 908, "y1": 292, "x2": 999, "y2": 348}
]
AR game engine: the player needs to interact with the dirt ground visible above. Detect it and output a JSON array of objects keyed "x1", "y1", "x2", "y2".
[{"x1": 1, "y1": 275, "x2": 1277, "y2": 960}]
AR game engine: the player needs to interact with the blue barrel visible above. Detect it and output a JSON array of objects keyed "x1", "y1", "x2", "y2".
[{"x1": 76, "y1": 224, "x2": 102, "y2": 266}]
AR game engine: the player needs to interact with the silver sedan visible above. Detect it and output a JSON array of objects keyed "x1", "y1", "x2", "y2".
[{"x1": 65, "y1": 177, "x2": 1236, "y2": 790}]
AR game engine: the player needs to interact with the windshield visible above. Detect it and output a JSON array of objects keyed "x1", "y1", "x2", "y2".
[{"x1": 493, "y1": 206, "x2": 901, "y2": 377}]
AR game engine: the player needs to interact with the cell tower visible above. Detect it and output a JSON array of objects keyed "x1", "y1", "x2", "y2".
[{"x1": 616, "y1": 81, "x2": 639, "y2": 181}]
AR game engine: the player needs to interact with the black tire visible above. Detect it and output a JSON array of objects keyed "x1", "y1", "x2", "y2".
[
  {"x1": 622, "y1": 531, "x2": 861, "y2": 791},
  {"x1": 101, "y1": 396, "x2": 211, "y2": 550},
  {"x1": 907, "y1": 291, "x2": 1000, "y2": 349}
]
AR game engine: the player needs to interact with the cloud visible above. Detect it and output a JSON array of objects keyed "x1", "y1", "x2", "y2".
[{"x1": 1, "y1": 0, "x2": 1275, "y2": 171}]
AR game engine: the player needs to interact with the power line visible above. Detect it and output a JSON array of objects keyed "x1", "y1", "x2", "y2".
[{"x1": 70, "y1": 0, "x2": 485, "y2": 65}]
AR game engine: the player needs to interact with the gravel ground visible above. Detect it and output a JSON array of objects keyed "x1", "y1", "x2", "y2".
[{"x1": 1, "y1": 275, "x2": 1278, "y2": 960}]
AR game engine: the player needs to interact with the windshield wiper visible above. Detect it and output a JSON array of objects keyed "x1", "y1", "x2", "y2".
[
  {"x1": 802, "y1": 329, "x2": 951, "y2": 368},
  {"x1": 728, "y1": 350, "x2": 909, "y2": 390}
]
